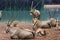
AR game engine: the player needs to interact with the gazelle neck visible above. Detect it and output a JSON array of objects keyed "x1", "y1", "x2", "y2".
[
  {"x1": 9, "y1": 26, "x2": 17, "y2": 34},
  {"x1": 56, "y1": 19, "x2": 58, "y2": 27}
]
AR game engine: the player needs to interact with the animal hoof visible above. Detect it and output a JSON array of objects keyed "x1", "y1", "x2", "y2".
[
  {"x1": 37, "y1": 31, "x2": 46, "y2": 36},
  {"x1": 10, "y1": 36, "x2": 14, "y2": 39},
  {"x1": 41, "y1": 31, "x2": 46, "y2": 36},
  {"x1": 57, "y1": 27, "x2": 60, "y2": 30}
]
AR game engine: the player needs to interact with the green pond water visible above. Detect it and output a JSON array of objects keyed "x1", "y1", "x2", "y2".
[{"x1": 1, "y1": 8, "x2": 60, "y2": 22}]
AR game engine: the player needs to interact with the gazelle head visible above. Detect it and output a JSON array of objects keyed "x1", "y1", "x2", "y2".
[
  {"x1": 30, "y1": 1, "x2": 40, "y2": 16},
  {"x1": 48, "y1": 9, "x2": 56, "y2": 26},
  {"x1": 5, "y1": 23, "x2": 11, "y2": 33},
  {"x1": 5, "y1": 19, "x2": 14, "y2": 33},
  {"x1": 5, "y1": 25, "x2": 10, "y2": 33},
  {"x1": 30, "y1": 1, "x2": 35, "y2": 15},
  {"x1": 49, "y1": 18, "x2": 56, "y2": 27},
  {"x1": 30, "y1": 9, "x2": 36, "y2": 13}
]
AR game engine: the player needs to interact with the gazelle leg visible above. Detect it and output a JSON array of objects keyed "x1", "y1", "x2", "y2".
[
  {"x1": 36, "y1": 29, "x2": 46, "y2": 37},
  {"x1": 10, "y1": 31, "x2": 17, "y2": 39},
  {"x1": 10, "y1": 33, "x2": 15, "y2": 39}
]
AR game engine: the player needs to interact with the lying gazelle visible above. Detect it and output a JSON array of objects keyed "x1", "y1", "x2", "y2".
[
  {"x1": 5, "y1": 20, "x2": 35, "y2": 39},
  {"x1": 30, "y1": 1, "x2": 51, "y2": 28},
  {"x1": 48, "y1": 10, "x2": 60, "y2": 27},
  {"x1": 32, "y1": 18, "x2": 51, "y2": 29},
  {"x1": 48, "y1": 18, "x2": 56, "y2": 27},
  {"x1": 36, "y1": 9, "x2": 56, "y2": 28},
  {"x1": 47, "y1": 9, "x2": 57, "y2": 27}
]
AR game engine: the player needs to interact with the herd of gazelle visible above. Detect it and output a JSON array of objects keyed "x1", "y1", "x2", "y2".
[
  {"x1": 0, "y1": 1, "x2": 60, "y2": 39},
  {"x1": 5, "y1": 1, "x2": 46, "y2": 39},
  {"x1": 30, "y1": 1, "x2": 60, "y2": 37}
]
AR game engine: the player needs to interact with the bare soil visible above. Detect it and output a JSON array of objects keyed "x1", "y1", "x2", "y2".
[{"x1": 0, "y1": 22, "x2": 60, "y2": 40}]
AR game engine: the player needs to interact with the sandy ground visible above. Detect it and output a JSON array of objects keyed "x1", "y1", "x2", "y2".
[{"x1": 0, "y1": 22, "x2": 60, "y2": 40}]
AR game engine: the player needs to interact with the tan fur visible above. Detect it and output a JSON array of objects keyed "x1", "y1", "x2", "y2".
[
  {"x1": 5, "y1": 22, "x2": 35, "y2": 39},
  {"x1": 30, "y1": 9, "x2": 40, "y2": 19},
  {"x1": 49, "y1": 18, "x2": 56, "y2": 27}
]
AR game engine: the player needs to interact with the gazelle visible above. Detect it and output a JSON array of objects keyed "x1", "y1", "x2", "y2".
[
  {"x1": 48, "y1": 18, "x2": 56, "y2": 27},
  {"x1": 5, "y1": 20, "x2": 35, "y2": 39},
  {"x1": 47, "y1": 9, "x2": 56, "y2": 27}
]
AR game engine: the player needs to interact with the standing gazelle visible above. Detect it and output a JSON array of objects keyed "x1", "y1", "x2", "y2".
[{"x1": 5, "y1": 20, "x2": 35, "y2": 39}]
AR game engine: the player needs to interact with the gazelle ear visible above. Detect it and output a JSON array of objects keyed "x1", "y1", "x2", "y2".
[{"x1": 30, "y1": 13, "x2": 32, "y2": 15}]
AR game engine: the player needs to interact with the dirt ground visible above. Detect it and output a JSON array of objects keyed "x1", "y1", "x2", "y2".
[{"x1": 0, "y1": 22, "x2": 60, "y2": 40}]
